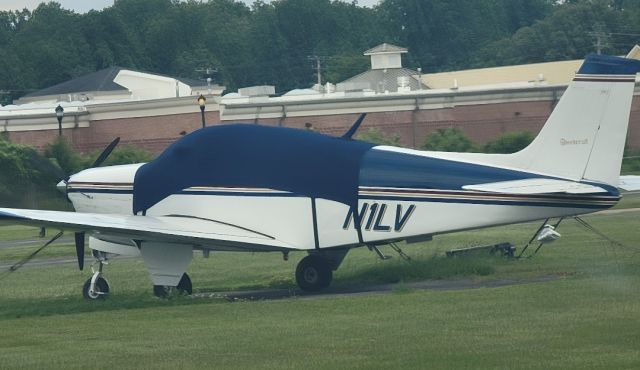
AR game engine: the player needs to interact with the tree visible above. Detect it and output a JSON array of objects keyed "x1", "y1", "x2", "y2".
[
  {"x1": 44, "y1": 137, "x2": 87, "y2": 176},
  {"x1": 376, "y1": 0, "x2": 553, "y2": 72},
  {"x1": 422, "y1": 127, "x2": 475, "y2": 152},
  {"x1": 0, "y1": 136, "x2": 65, "y2": 208},
  {"x1": 103, "y1": 146, "x2": 154, "y2": 166},
  {"x1": 0, "y1": 0, "x2": 638, "y2": 99},
  {"x1": 357, "y1": 128, "x2": 403, "y2": 146},
  {"x1": 483, "y1": 131, "x2": 534, "y2": 153},
  {"x1": 474, "y1": 0, "x2": 626, "y2": 67}
]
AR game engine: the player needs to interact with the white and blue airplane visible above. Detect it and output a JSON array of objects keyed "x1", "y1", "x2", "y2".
[{"x1": 2, "y1": 53, "x2": 640, "y2": 299}]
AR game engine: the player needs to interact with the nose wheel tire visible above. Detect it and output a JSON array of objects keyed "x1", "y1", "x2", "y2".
[
  {"x1": 153, "y1": 273, "x2": 192, "y2": 298},
  {"x1": 296, "y1": 255, "x2": 332, "y2": 292},
  {"x1": 82, "y1": 276, "x2": 109, "y2": 300}
]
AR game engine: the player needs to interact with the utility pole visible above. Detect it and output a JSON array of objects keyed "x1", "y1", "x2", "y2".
[
  {"x1": 0, "y1": 90, "x2": 10, "y2": 106},
  {"x1": 195, "y1": 67, "x2": 218, "y2": 95},
  {"x1": 589, "y1": 24, "x2": 609, "y2": 55},
  {"x1": 307, "y1": 56, "x2": 330, "y2": 92},
  {"x1": 595, "y1": 32, "x2": 603, "y2": 54}
]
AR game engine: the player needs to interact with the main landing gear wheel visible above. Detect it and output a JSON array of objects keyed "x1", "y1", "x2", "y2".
[
  {"x1": 296, "y1": 255, "x2": 332, "y2": 292},
  {"x1": 82, "y1": 276, "x2": 110, "y2": 300},
  {"x1": 153, "y1": 273, "x2": 192, "y2": 298}
]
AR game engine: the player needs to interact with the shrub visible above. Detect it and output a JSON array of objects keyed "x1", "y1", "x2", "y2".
[
  {"x1": 102, "y1": 145, "x2": 154, "y2": 166},
  {"x1": 483, "y1": 131, "x2": 534, "y2": 154},
  {"x1": 357, "y1": 128, "x2": 403, "y2": 146},
  {"x1": 622, "y1": 146, "x2": 640, "y2": 174},
  {"x1": 0, "y1": 137, "x2": 65, "y2": 208},
  {"x1": 44, "y1": 136, "x2": 86, "y2": 176},
  {"x1": 422, "y1": 127, "x2": 475, "y2": 152}
]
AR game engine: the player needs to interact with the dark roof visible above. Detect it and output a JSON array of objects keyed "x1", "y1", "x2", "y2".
[
  {"x1": 337, "y1": 68, "x2": 427, "y2": 93},
  {"x1": 176, "y1": 76, "x2": 208, "y2": 87},
  {"x1": 24, "y1": 67, "x2": 214, "y2": 99},
  {"x1": 24, "y1": 67, "x2": 127, "y2": 98}
]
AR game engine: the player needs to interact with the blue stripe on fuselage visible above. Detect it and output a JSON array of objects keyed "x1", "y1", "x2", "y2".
[
  {"x1": 360, "y1": 148, "x2": 546, "y2": 191},
  {"x1": 360, "y1": 148, "x2": 620, "y2": 198},
  {"x1": 360, "y1": 194, "x2": 616, "y2": 209},
  {"x1": 68, "y1": 186, "x2": 618, "y2": 210}
]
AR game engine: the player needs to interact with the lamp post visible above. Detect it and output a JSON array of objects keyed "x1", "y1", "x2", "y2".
[
  {"x1": 197, "y1": 94, "x2": 206, "y2": 128},
  {"x1": 55, "y1": 104, "x2": 64, "y2": 137}
]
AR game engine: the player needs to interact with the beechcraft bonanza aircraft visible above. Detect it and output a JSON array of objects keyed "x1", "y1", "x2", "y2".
[{"x1": 2, "y1": 53, "x2": 640, "y2": 299}]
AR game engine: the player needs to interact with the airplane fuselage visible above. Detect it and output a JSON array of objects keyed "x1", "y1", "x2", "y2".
[{"x1": 66, "y1": 130, "x2": 619, "y2": 253}]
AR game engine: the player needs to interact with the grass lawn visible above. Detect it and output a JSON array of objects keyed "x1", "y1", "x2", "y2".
[
  {"x1": 613, "y1": 191, "x2": 640, "y2": 209},
  {"x1": 0, "y1": 209, "x2": 639, "y2": 369}
]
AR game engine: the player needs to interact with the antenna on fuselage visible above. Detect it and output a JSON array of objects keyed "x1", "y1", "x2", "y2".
[{"x1": 342, "y1": 113, "x2": 367, "y2": 140}]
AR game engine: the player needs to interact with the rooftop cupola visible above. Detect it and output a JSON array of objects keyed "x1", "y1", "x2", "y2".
[{"x1": 364, "y1": 43, "x2": 408, "y2": 70}]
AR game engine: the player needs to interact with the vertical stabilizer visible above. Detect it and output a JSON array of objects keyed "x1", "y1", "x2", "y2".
[{"x1": 507, "y1": 54, "x2": 640, "y2": 186}]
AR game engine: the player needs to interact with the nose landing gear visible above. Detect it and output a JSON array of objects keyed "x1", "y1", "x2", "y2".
[{"x1": 82, "y1": 252, "x2": 110, "y2": 300}]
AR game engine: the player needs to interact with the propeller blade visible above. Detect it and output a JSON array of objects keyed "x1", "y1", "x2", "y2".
[
  {"x1": 74, "y1": 232, "x2": 85, "y2": 271},
  {"x1": 342, "y1": 113, "x2": 366, "y2": 139},
  {"x1": 91, "y1": 137, "x2": 120, "y2": 168}
]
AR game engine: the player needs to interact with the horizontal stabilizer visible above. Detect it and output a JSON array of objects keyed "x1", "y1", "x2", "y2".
[
  {"x1": 619, "y1": 175, "x2": 640, "y2": 191},
  {"x1": 462, "y1": 178, "x2": 608, "y2": 194},
  {"x1": 0, "y1": 208, "x2": 295, "y2": 252}
]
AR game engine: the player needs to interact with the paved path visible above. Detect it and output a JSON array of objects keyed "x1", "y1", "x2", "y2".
[
  {"x1": 595, "y1": 207, "x2": 640, "y2": 215},
  {"x1": 0, "y1": 236, "x2": 73, "y2": 249},
  {"x1": 194, "y1": 275, "x2": 561, "y2": 301}
]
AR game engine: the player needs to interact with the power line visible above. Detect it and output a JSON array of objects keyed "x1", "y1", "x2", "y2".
[
  {"x1": 588, "y1": 21, "x2": 614, "y2": 54},
  {"x1": 195, "y1": 66, "x2": 218, "y2": 94},
  {"x1": 307, "y1": 55, "x2": 331, "y2": 90}
]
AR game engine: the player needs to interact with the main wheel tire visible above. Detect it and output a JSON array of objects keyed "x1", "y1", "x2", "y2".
[
  {"x1": 295, "y1": 255, "x2": 332, "y2": 292},
  {"x1": 82, "y1": 276, "x2": 109, "y2": 300},
  {"x1": 153, "y1": 285, "x2": 170, "y2": 298},
  {"x1": 154, "y1": 273, "x2": 193, "y2": 298}
]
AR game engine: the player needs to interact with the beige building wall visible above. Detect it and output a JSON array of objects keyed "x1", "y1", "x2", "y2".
[{"x1": 422, "y1": 60, "x2": 583, "y2": 89}]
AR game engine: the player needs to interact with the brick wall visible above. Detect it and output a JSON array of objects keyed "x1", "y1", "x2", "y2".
[
  {"x1": 7, "y1": 110, "x2": 219, "y2": 154},
  {"x1": 224, "y1": 100, "x2": 556, "y2": 149},
  {"x1": 6, "y1": 96, "x2": 640, "y2": 155},
  {"x1": 226, "y1": 97, "x2": 640, "y2": 150}
]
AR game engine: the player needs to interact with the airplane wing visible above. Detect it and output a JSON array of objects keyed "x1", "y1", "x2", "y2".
[
  {"x1": 462, "y1": 178, "x2": 609, "y2": 194},
  {"x1": 619, "y1": 175, "x2": 640, "y2": 191},
  {"x1": 0, "y1": 208, "x2": 295, "y2": 252}
]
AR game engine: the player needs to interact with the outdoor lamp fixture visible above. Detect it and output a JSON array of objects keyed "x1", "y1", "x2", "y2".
[
  {"x1": 197, "y1": 94, "x2": 206, "y2": 128},
  {"x1": 55, "y1": 104, "x2": 64, "y2": 137}
]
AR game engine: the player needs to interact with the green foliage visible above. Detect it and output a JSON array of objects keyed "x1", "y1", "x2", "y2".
[
  {"x1": 422, "y1": 127, "x2": 475, "y2": 152},
  {"x1": 622, "y1": 146, "x2": 640, "y2": 174},
  {"x1": 473, "y1": 0, "x2": 633, "y2": 67},
  {"x1": 1, "y1": 212, "x2": 640, "y2": 369},
  {"x1": 45, "y1": 138, "x2": 153, "y2": 176},
  {"x1": 357, "y1": 128, "x2": 403, "y2": 146},
  {"x1": 0, "y1": 136, "x2": 65, "y2": 208},
  {"x1": 44, "y1": 136, "x2": 87, "y2": 176},
  {"x1": 0, "y1": 0, "x2": 638, "y2": 101},
  {"x1": 0, "y1": 0, "x2": 596, "y2": 96},
  {"x1": 1, "y1": 136, "x2": 152, "y2": 208},
  {"x1": 102, "y1": 145, "x2": 154, "y2": 166},
  {"x1": 377, "y1": 0, "x2": 553, "y2": 71},
  {"x1": 483, "y1": 131, "x2": 534, "y2": 154}
]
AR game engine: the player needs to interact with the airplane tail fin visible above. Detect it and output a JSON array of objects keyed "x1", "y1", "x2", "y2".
[{"x1": 506, "y1": 54, "x2": 640, "y2": 186}]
